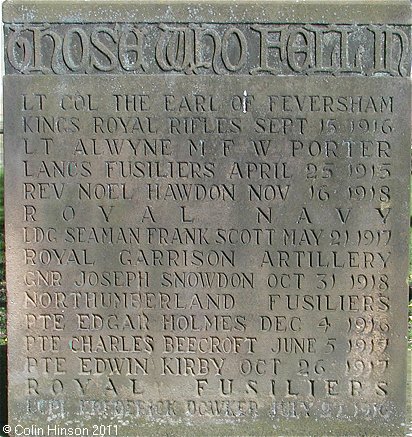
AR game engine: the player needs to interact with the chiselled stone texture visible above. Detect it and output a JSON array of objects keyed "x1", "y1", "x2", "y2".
[
  {"x1": 5, "y1": 24, "x2": 411, "y2": 76},
  {"x1": 4, "y1": 1, "x2": 411, "y2": 436}
]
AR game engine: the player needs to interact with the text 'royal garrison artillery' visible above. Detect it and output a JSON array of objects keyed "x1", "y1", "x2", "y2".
[{"x1": 3, "y1": 1, "x2": 411, "y2": 436}]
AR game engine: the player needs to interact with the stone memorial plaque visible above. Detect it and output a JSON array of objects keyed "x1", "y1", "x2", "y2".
[{"x1": 3, "y1": 1, "x2": 411, "y2": 435}]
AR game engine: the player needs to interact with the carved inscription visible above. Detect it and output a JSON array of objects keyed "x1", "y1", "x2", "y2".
[
  {"x1": 5, "y1": 24, "x2": 411, "y2": 76},
  {"x1": 5, "y1": 19, "x2": 410, "y2": 437}
]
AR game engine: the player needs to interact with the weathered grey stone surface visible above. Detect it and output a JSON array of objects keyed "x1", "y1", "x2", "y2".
[{"x1": 4, "y1": 1, "x2": 411, "y2": 435}]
